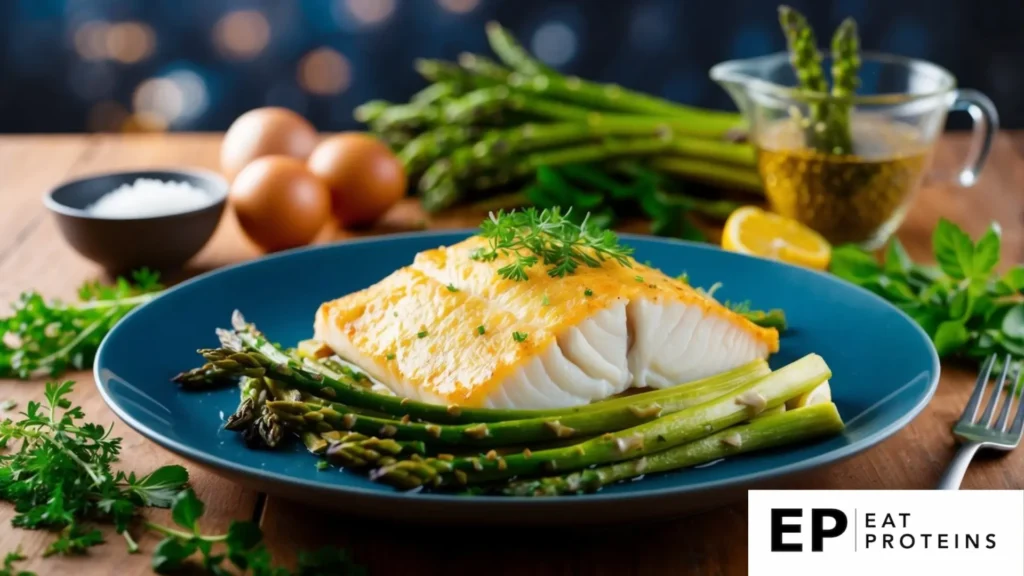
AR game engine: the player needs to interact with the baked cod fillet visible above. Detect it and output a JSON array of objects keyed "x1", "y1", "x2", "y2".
[{"x1": 314, "y1": 236, "x2": 779, "y2": 409}]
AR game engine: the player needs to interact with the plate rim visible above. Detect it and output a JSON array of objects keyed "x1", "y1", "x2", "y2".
[{"x1": 95, "y1": 230, "x2": 941, "y2": 506}]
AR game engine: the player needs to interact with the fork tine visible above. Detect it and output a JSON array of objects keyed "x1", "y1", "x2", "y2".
[
  {"x1": 1011, "y1": 367, "x2": 1024, "y2": 438},
  {"x1": 995, "y1": 363, "x2": 1021, "y2": 431},
  {"x1": 979, "y1": 354, "x2": 1011, "y2": 427},
  {"x1": 960, "y1": 354, "x2": 996, "y2": 426}
]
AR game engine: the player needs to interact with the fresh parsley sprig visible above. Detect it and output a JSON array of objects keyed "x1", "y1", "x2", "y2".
[
  {"x1": 0, "y1": 549, "x2": 33, "y2": 576},
  {"x1": 471, "y1": 207, "x2": 634, "y2": 281},
  {"x1": 0, "y1": 269, "x2": 164, "y2": 379},
  {"x1": 148, "y1": 489, "x2": 364, "y2": 576},
  {"x1": 0, "y1": 381, "x2": 189, "y2": 556},
  {"x1": 830, "y1": 218, "x2": 1024, "y2": 361}
]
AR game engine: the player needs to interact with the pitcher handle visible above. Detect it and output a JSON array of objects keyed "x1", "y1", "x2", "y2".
[{"x1": 949, "y1": 88, "x2": 999, "y2": 187}]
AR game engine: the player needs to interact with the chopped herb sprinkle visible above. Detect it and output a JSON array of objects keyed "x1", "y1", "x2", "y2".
[
  {"x1": 315, "y1": 460, "x2": 329, "y2": 471},
  {"x1": 385, "y1": 352, "x2": 396, "y2": 360},
  {"x1": 417, "y1": 330, "x2": 428, "y2": 338},
  {"x1": 541, "y1": 294, "x2": 550, "y2": 306},
  {"x1": 676, "y1": 272, "x2": 689, "y2": 284},
  {"x1": 635, "y1": 275, "x2": 644, "y2": 283},
  {"x1": 446, "y1": 284, "x2": 459, "y2": 292},
  {"x1": 476, "y1": 325, "x2": 485, "y2": 335},
  {"x1": 584, "y1": 288, "x2": 593, "y2": 297},
  {"x1": 512, "y1": 331, "x2": 529, "y2": 343}
]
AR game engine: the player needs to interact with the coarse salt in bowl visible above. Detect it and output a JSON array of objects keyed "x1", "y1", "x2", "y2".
[
  {"x1": 87, "y1": 178, "x2": 216, "y2": 218},
  {"x1": 44, "y1": 169, "x2": 228, "y2": 272}
]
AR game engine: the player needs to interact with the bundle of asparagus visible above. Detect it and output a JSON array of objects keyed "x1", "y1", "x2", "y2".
[
  {"x1": 777, "y1": 6, "x2": 861, "y2": 155},
  {"x1": 354, "y1": 22, "x2": 762, "y2": 225},
  {"x1": 174, "y1": 312, "x2": 843, "y2": 496}
]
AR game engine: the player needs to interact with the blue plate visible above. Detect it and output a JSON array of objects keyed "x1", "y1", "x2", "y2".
[{"x1": 95, "y1": 232, "x2": 939, "y2": 523}]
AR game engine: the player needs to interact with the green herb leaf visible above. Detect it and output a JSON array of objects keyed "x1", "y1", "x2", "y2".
[
  {"x1": 512, "y1": 331, "x2": 528, "y2": 343},
  {"x1": 1002, "y1": 304, "x2": 1024, "y2": 341},
  {"x1": 473, "y1": 208, "x2": 633, "y2": 281},
  {"x1": 170, "y1": 489, "x2": 204, "y2": 533},
  {"x1": 829, "y1": 244, "x2": 881, "y2": 282},
  {"x1": 152, "y1": 537, "x2": 197, "y2": 573},
  {"x1": 129, "y1": 465, "x2": 189, "y2": 508},
  {"x1": 1003, "y1": 267, "x2": 1024, "y2": 292},
  {"x1": 933, "y1": 218, "x2": 975, "y2": 279},
  {"x1": 933, "y1": 320, "x2": 969, "y2": 357},
  {"x1": 0, "y1": 269, "x2": 163, "y2": 379},
  {"x1": 417, "y1": 330, "x2": 428, "y2": 339},
  {"x1": 884, "y1": 238, "x2": 912, "y2": 276},
  {"x1": 0, "y1": 548, "x2": 33, "y2": 576},
  {"x1": 973, "y1": 223, "x2": 1001, "y2": 276},
  {"x1": 476, "y1": 325, "x2": 485, "y2": 335}
]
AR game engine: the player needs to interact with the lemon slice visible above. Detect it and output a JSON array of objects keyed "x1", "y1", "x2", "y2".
[
  {"x1": 722, "y1": 206, "x2": 831, "y2": 270},
  {"x1": 786, "y1": 381, "x2": 833, "y2": 410}
]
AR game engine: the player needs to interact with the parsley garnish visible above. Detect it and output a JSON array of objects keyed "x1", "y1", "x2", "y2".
[
  {"x1": 541, "y1": 294, "x2": 550, "y2": 306},
  {"x1": 0, "y1": 549, "x2": 30, "y2": 576},
  {"x1": 0, "y1": 381, "x2": 189, "y2": 556},
  {"x1": 446, "y1": 284, "x2": 459, "y2": 292},
  {"x1": 417, "y1": 330, "x2": 428, "y2": 339},
  {"x1": 0, "y1": 269, "x2": 163, "y2": 379},
  {"x1": 315, "y1": 460, "x2": 329, "y2": 471},
  {"x1": 385, "y1": 352, "x2": 396, "y2": 360},
  {"x1": 584, "y1": 288, "x2": 593, "y2": 297},
  {"x1": 512, "y1": 331, "x2": 529, "y2": 343},
  {"x1": 471, "y1": 208, "x2": 633, "y2": 281},
  {"x1": 634, "y1": 275, "x2": 644, "y2": 283},
  {"x1": 147, "y1": 489, "x2": 364, "y2": 575}
]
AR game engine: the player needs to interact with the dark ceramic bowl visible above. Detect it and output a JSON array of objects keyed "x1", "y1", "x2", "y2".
[{"x1": 44, "y1": 169, "x2": 228, "y2": 274}]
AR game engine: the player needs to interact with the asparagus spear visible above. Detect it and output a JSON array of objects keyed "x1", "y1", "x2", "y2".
[
  {"x1": 423, "y1": 137, "x2": 759, "y2": 211},
  {"x1": 267, "y1": 355, "x2": 767, "y2": 448},
  {"x1": 485, "y1": 21, "x2": 556, "y2": 77},
  {"x1": 411, "y1": 81, "x2": 466, "y2": 105},
  {"x1": 648, "y1": 157, "x2": 764, "y2": 194},
  {"x1": 216, "y1": 311, "x2": 778, "y2": 425},
  {"x1": 371, "y1": 354, "x2": 831, "y2": 489},
  {"x1": 828, "y1": 18, "x2": 860, "y2": 155},
  {"x1": 457, "y1": 52, "x2": 744, "y2": 133},
  {"x1": 777, "y1": 5, "x2": 831, "y2": 150},
  {"x1": 502, "y1": 403, "x2": 844, "y2": 496},
  {"x1": 224, "y1": 376, "x2": 266, "y2": 431}
]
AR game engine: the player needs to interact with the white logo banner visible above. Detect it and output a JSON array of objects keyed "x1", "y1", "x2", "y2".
[{"x1": 748, "y1": 490, "x2": 1024, "y2": 575}]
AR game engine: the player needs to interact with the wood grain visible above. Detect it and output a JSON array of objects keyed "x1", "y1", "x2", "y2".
[
  {"x1": 0, "y1": 133, "x2": 1022, "y2": 576},
  {"x1": 0, "y1": 134, "x2": 258, "y2": 575}
]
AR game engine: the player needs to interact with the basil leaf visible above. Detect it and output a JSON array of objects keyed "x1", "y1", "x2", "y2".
[
  {"x1": 973, "y1": 222, "x2": 1001, "y2": 276},
  {"x1": 1002, "y1": 267, "x2": 1024, "y2": 292},
  {"x1": 884, "y1": 239, "x2": 912, "y2": 276},
  {"x1": 1002, "y1": 304, "x2": 1024, "y2": 340},
  {"x1": 829, "y1": 244, "x2": 881, "y2": 283},
  {"x1": 933, "y1": 320, "x2": 969, "y2": 357},
  {"x1": 949, "y1": 289, "x2": 972, "y2": 320},
  {"x1": 932, "y1": 218, "x2": 974, "y2": 279}
]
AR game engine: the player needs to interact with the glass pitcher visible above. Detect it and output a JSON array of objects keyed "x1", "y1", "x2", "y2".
[{"x1": 710, "y1": 51, "x2": 997, "y2": 248}]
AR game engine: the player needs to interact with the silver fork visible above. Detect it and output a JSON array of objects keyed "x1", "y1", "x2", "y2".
[{"x1": 937, "y1": 353, "x2": 1024, "y2": 489}]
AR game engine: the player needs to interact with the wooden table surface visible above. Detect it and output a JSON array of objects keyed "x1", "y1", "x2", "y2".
[{"x1": 1, "y1": 133, "x2": 1022, "y2": 575}]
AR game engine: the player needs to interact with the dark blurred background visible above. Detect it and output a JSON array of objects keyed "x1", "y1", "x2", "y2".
[{"x1": 2, "y1": 0, "x2": 1022, "y2": 133}]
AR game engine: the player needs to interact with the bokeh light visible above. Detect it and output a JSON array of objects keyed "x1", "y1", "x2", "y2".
[
  {"x1": 298, "y1": 47, "x2": 352, "y2": 95},
  {"x1": 73, "y1": 20, "x2": 154, "y2": 63},
  {"x1": 531, "y1": 21, "x2": 577, "y2": 67},
  {"x1": 344, "y1": 0, "x2": 396, "y2": 25},
  {"x1": 68, "y1": 62, "x2": 115, "y2": 100},
  {"x1": 131, "y1": 69, "x2": 208, "y2": 129},
  {"x1": 105, "y1": 21, "x2": 155, "y2": 64},
  {"x1": 436, "y1": 0, "x2": 480, "y2": 14},
  {"x1": 213, "y1": 10, "x2": 271, "y2": 60},
  {"x1": 73, "y1": 21, "x2": 110, "y2": 61},
  {"x1": 86, "y1": 100, "x2": 129, "y2": 132}
]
